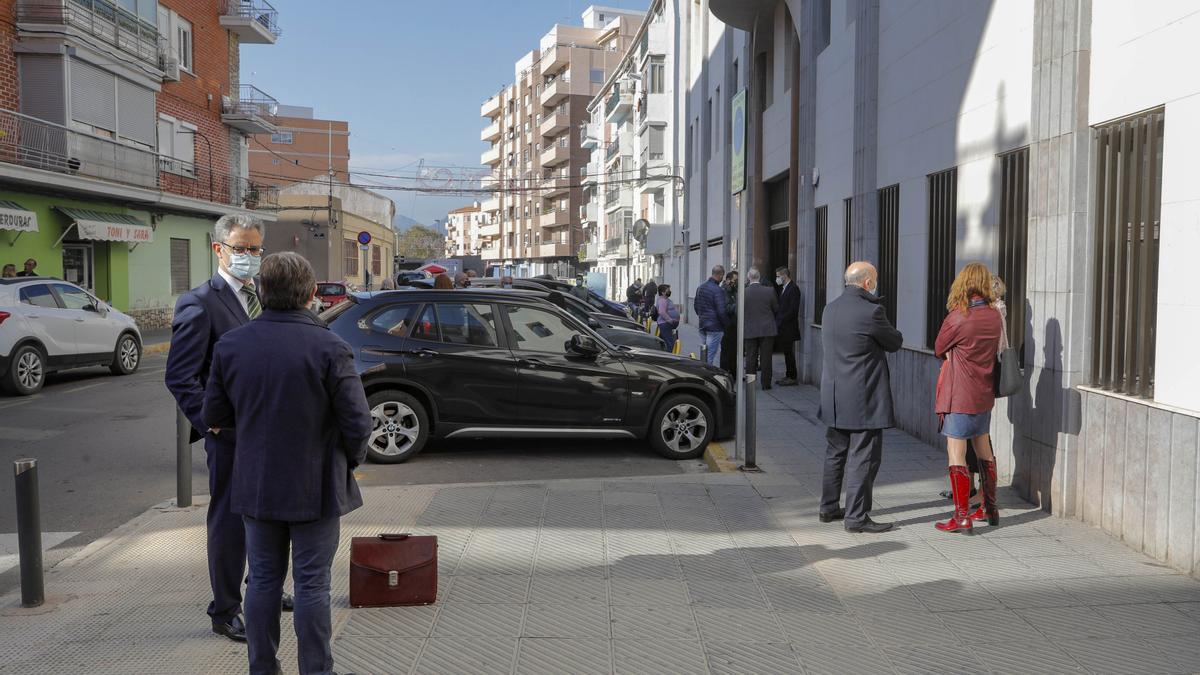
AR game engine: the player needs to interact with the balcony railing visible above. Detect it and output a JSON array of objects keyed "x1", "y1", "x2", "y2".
[
  {"x1": 0, "y1": 107, "x2": 277, "y2": 210},
  {"x1": 220, "y1": 0, "x2": 281, "y2": 41},
  {"x1": 18, "y1": 0, "x2": 161, "y2": 68},
  {"x1": 226, "y1": 84, "x2": 278, "y2": 121}
]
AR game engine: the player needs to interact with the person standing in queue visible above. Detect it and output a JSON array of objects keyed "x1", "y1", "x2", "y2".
[
  {"x1": 165, "y1": 214, "x2": 293, "y2": 643},
  {"x1": 15, "y1": 258, "x2": 37, "y2": 277},
  {"x1": 693, "y1": 265, "x2": 729, "y2": 367},
  {"x1": 742, "y1": 268, "x2": 778, "y2": 390},
  {"x1": 433, "y1": 274, "x2": 454, "y2": 289},
  {"x1": 204, "y1": 252, "x2": 371, "y2": 675},
  {"x1": 655, "y1": 284, "x2": 680, "y2": 352},
  {"x1": 818, "y1": 261, "x2": 903, "y2": 533},
  {"x1": 774, "y1": 267, "x2": 801, "y2": 386},
  {"x1": 719, "y1": 269, "x2": 739, "y2": 374}
]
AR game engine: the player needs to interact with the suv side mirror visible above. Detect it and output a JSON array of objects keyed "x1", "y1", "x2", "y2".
[
  {"x1": 587, "y1": 317, "x2": 602, "y2": 330},
  {"x1": 568, "y1": 334, "x2": 601, "y2": 357}
]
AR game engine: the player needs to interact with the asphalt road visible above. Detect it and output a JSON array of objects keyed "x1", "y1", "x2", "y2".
[{"x1": 0, "y1": 353, "x2": 697, "y2": 594}]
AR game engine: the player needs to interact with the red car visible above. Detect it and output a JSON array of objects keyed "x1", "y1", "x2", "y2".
[{"x1": 315, "y1": 282, "x2": 349, "y2": 310}]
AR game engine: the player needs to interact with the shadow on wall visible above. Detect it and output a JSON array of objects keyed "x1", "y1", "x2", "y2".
[{"x1": 1009, "y1": 312, "x2": 1081, "y2": 511}]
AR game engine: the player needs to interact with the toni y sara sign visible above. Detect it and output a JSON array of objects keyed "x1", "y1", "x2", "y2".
[
  {"x1": 730, "y1": 88, "x2": 747, "y2": 195},
  {"x1": 76, "y1": 219, "x2": 153, "y2": 243}
]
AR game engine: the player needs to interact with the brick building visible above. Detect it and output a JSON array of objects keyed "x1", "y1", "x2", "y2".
[{"x1": 248, "y1": 104, "x2": 351, "y2": 190}]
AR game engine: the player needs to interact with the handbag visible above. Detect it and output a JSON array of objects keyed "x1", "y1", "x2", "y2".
[
  {"x1": 993, "y1": 347, "x2": 1021, "y2": 398},
  {"x1": 349, "y1": 533, "x2": 438, "y2": 608}
]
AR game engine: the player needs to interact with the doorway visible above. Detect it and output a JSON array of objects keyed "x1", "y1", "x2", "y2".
[{"x1": 62, "y1": 243, "x2": 94, "y2": 291}]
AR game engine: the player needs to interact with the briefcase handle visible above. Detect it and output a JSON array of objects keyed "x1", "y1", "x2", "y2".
[{"x1": 378, "y1": 533, "x2": 412, "y2": 540}]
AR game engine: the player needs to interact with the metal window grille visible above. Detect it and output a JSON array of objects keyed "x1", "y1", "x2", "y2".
[
  {"x1": 372, "y1": 245, "x2": 382, "y2": 276},
  {"x1": 997, "y1": 147, "x2": 1029, "y2": 362},
  {"x1": 843, "y1": 197, "x2": 852, "y2": 270},
  {"x1": 926, "y1": 167, "x2": 957, "y2": 349},
  {"x1": 344, "y1": 239, "x2": 359, "y2": 276},
  {"x1": 169, "y1": 238, "x2": 190, "y2": 295},
  {"x1": 877, "y1": 184, "x2": 899, "y2": 326},
  {"x1": 814, "y1": 205, "x2": 828, "y2": 325},
  {"x1": 1091, "y1": 109, "x2": 1163, "y2": 398}
]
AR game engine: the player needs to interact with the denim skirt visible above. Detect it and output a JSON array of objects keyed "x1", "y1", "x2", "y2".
[{"x1": 941, "y1": 410, "x2": 992, "y2": 439}]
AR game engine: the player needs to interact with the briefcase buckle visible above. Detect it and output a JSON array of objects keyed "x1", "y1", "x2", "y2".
[{"x1": 388, "y1": 570, "x2": 399, "y2": 587}]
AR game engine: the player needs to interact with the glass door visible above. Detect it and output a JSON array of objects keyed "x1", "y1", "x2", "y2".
[{"x1": 62, "y1": 243, "x2": 94, "y2": 291}]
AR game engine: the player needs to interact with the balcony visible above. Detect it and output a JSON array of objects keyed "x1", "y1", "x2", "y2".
[
  {"x1": 539, "y1": 45, "x2": 570, "y2": 76},
  {"x1": 480, "y1": 173, "x2": 502, "y2": 191},
  {"x1": 17, "y1": 0, "x2": 162, "y2": 69},
  {"x1": 477, "y1": 221, "x2": 501, "y2": 238},
  {"x1": 605, "y1": 137, "x2": 621, "y2": 163},
  {"x1": 481, "y1": 145, "x2": 501, "y2": 166},
  {"x1": 219, "y1": 0, "x2": 280, "y2": 45},
  {"x1": 540, "y1": 77, "x2": 571, "y2": 108},
  {"x1": 481, "y1": 94, "x2": 503, "y2": 119},
  {"x1": 605, "y1": 188, "x2": 633, "y2": 213},
  {"x1": 222, "y1": 84, "x2": 278, "y2": 134},
  {"x1": 603, "y1": 237, "x2": 629, "y2": 258},
  {"x1": 539, "y1": 109, "x2": 570, "y2": 138},
  {"x1": 540, "y1": 139, "x2": 571, "y2": 167},
  {"x1": 580, "y1": 122, "x2": 602, "y2": 150},
  {"x1": 581, "y1": 241, "x2": 599, "y2": 262},
  {"x1": 481, "y1": 244, "x2": 502, "y2": 261},
  {"x1": 605, "y1": 87, "x2": 633, "y2": 123},
  {"x1": 540, "y1": 209, "x2": 571, "y2": 229},
  {"x1": 537, "y1": 241, "x2": 573, "y2": 258},
  {"x1": 541, "y1": 173, "x2": 570, "y2": 198},
  {"x1": 481, "y1": 120, "x2": 502, "y2": 142},
  {"x1": 480, "y1": 196, "x2": 500, "y2": 212},
  {"x1": 579, "y1": 202, "x2": 598, "y2": 224},
  {"x1": 0, "y1": 107, "x2": 276, "y2": 210}
]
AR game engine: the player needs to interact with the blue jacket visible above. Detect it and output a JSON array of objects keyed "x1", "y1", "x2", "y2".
[
  {"x1": 693, "y1": 278, "x2": 730, "y2": 332},
  {"x1": 165, "y1": 273, "x2": 250, "y2": 442},
  {"x1": 203, "y1": 310, "x2": 372, "y2": 522}
]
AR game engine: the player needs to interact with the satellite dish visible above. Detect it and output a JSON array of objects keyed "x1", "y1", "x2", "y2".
[{"x1": 633, "y1": 218, "x2": 649, "y2": 244}]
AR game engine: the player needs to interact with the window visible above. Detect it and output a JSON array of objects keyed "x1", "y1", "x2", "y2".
[
  {"x1": 505, "y1": 305, "x2": 583, "y2": 354},
  {"x1": 877, "y1": 185, "x2": 899, "y2": 326},
  {"x1": 371, "y1": 244, "x2": 381, "y2": 276},
  {"x1": 69, "y1": 59, "x2": 155, "y2": 146},
  {"x1": 814, "y1": 205, "x2": 828, "y2": 325},
  {"x1": 997, "y1": 148, "x2": 1029, "y2": 362},
  {"x1": 436, "y1": 303, "x2": 499, "y2": 347},
  {"x1": 647, "y1": 126, "x2": 664, "y2": 160},
  {"x1": 170, "y1": 238, "x2": 190, "y2": 295},
  {"x1": 158, "y1": 8, "x2": 192, "y2": 72},
  {"x1": 705, "y1": 98, "x2": 713, "y2": 161},
  {"x1": 53, "y1": 284, "x2": 93, "y2": 310},
  {"x1": 19, "y1": 285, "x2": 58, "y2": 308},
  {"x1": 367, "y1": 304, "x2": 419, "y2": 336},
  {"x1": 843, "y1": 197, "x2": 853, "y2": 269},
  {"x1": 712, "y1": 86, "x2": 720, "y2": 153},
  {"x1": 816, "y1": 0, "x2": 832, "y2": 53},
  {"x1": 271, "y1": 158, "x2": 281, "y2": 166},
  {"x1": 410, "y1": 305, "x2": 439, "y2": 341},
  {"x1": 270, "y1": 131, "x2": 294, "y2": 144},
  {"x1": 926, "y1": 167, "x2": 958, "y2": 349},
  {"x1": 158, "y1": 114, "x2": 196, "y2": 177},
  {"x1": 1090, "y1": 109, "x2": 1163, "y2": 398},
  {"x1": 344, "y1": 239, "x2": 359, "y2": 276},
  {"x1": 649, "y1": 56, "x2": 665, "y2": 93},
  {"x1": 590, "y1": 68, "x2": 604, "y2": 83}
]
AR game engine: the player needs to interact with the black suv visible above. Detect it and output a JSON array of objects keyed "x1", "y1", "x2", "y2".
[{"x1": 325, "y1": 289, "x2": 735, "y2": 464}]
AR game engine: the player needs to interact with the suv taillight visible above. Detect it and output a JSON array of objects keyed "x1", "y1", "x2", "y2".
[{"x1": 0, "y1": 311, "x2": 10, "y2": 325}]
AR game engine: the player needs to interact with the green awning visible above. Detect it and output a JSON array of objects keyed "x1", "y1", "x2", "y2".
[
  {"x1": 55, "y1": 207, "x2": 153, "y2": 243},
  {"x1": 0, "y1": 200, "x2": 38, "y2": 233}
]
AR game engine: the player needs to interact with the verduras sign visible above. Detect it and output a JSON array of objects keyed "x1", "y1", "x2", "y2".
[{"x1": 0, "y1": 206, "x2": 37, "y2": 233}]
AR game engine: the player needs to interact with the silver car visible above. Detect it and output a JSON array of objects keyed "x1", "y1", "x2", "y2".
[{"x1": 0, "y1": 277, "x2": 142, "y2": 395}]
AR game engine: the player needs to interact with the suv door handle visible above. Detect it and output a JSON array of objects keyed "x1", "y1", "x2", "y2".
[
  {"x1": 410, "y1": 348, "x2": 437, "y2": 358},
  {"x1": 520, "y1": 357, "x2": 546, "y2": 368}
]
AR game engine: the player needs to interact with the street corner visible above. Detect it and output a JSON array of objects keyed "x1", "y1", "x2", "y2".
[
  {"x1": 142, "y1": 341, "x2": 171, "y2": 356},
  {"x1": 703, "y1": 440, "x2": 739, "y2": 473}
]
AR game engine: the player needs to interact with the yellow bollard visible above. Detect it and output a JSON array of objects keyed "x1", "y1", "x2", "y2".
[{"x1": 672, "y1": 340, "x2": 682, "y2": 355}]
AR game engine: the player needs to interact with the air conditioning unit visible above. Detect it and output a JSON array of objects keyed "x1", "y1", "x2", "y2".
[{"x1": 160, "y1": 55, "x2": 181, "y2": 82}]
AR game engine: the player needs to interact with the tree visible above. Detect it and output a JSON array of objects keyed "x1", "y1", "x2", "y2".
[{"x1": 396, "y1": 224, "x2": 445, "y2": 260}]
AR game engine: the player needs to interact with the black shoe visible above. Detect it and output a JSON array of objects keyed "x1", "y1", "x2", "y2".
[
  {"x1": 777, "y1": 377, "x2": 798, "y2": 386},
  {"x1": 212, "y1": 613, "x2": 247, "y2": 642},
  {"x1": 819, "y1": 509, "x2": 845, "y2": 523},
  {"x1": 845, "y1": 518, "x2": 894, "y2": 534},
  {"x1": 282, "y1": 592, "x2": 294, "y2": 612}
]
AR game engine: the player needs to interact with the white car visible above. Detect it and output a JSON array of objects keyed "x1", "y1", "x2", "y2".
[{"x1": 0, "y1": 277, "x2": 142, "y2": 395}]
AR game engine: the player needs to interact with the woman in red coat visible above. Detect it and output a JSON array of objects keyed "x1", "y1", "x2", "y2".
[{"x1": 933, "y1": 262, "x2": 1003, "y2": 534}]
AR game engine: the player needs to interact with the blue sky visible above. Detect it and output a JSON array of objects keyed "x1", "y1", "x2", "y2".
[{"x1": 242, "y1": 0, "x2": 643, "y2": 228}]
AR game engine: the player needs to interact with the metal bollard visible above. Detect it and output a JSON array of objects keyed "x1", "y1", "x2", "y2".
[
  {"x1": 14, "y1": 458, "x2": 44, "y2": 608},
  {"x1": 742, "y1": 375, "x2": 759, "y2": 471},
  {"x1": 176, "y1": 408, "x2": 192, "y2": 508}
]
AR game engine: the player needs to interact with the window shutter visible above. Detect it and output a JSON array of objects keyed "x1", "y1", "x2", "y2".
[
  {"x1": 177, "y1": 123, "x2": 196, "y2": 167},
  {"x1": 70, "y1": 59, "x2": 117, "y2": 131},
  {"x1": 170, "y1": 238, "x2": 191, "y2": 295},
  {"x1": 117, "y1": 78, "x2": 156, "y2": 145},
  {"x1": 18, "y1": 55, "x2": 67, "y2": 125},
  {"x1": 157, "y1": 116, "x2": 174, "y2": 156}
]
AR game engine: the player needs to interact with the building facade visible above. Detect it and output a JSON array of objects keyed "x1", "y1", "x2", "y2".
[
  {"x1": 248, "y1": 104, "x2": 350, "y2": 191},
  {"x1": 580, "y1": 0, "x2": 684, "y2": 301},
  {"x1": 0, "y1": 0, "x2": 281, "y2": 329},
  {"x1": 443, "y1": 201, "x2": 483, "y2": 258},
  {"x1": 691, "y1": 0, "x2": 1200, "y2": 577},
  {"x1": 478, "y1": 5, "x2": 643, "y2": 279}
]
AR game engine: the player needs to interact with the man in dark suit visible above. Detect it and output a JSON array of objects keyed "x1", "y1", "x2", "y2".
[
  {"x1": 165, "y1": 214, "x2": 290, "y2": 642},
  {"x1": 818, "y1": 261, "x2": 904, "y2": 533},
  {"x1": 742, "y1": 268, "x2": 779, "y2": 390},
  {"x1": 775, "y1": 266, "x2": 802, "y2": 386},
  {"x1": 205, "y1": 252, "x2": 371, "y2": 675}
]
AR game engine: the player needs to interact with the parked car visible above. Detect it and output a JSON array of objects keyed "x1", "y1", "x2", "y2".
[
  {"x1": 472, "y1": 279, "x2": 648, "y2": 332},
  {"x1": 322, "y1": 288, "x2": 734, "y2": 464},
  {"x1": 518, "y1": 277, "x2": 628, "y2": 317},
  {"x1": 0, "y1": 278, "x2": 142, "y2": 395},
  {"x1": 315, "y1": 281, "x2": 349, "y2": 310},
  {"x1": 396, "y1": 270, "x2": 431, "y2": 286}
]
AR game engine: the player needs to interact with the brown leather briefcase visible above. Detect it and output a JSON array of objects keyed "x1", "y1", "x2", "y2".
[{"x1": 349, "y1": 533, "x2": 438, "y2": 607}]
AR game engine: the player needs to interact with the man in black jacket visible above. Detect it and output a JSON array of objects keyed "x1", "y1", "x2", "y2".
[
  {"x1": 818, "y1": 261, "x2": 903, "y2": 533},
  {"x1": 742, "y1": 268, "x2": 778, "y2": 389},
  {"x1": 775, "y1": 267, "x2": 802, "y2": 385}
]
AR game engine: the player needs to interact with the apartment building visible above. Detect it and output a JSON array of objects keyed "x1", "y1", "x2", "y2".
[
  {"x1": 478, "y1": 5, "x2": 643, "y2": 279},
  {"x1": 0, "y1": 0, "x2": 281, "y2": 328},
  {"x1": 695, "y1": 0, "x2": 1200, "y2": 576},
  {"x1": 581, "y1": 0, "x2": 684, "y2": 301},
  {"x1": 248, "y1": 104, "x2": 350, "y2": 190},
  {"x1": 443, "y1": 201, "x2": 483, "y2": 258}
]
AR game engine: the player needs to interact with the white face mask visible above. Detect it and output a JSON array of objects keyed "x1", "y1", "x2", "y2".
[{"x1": 775, "y1": 276, "x2": 784, "y2": 286}]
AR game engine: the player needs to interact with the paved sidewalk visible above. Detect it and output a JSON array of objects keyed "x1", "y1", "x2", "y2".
[{"x1": 2, "y1": 383, "x2": 1199, "y2": 674}]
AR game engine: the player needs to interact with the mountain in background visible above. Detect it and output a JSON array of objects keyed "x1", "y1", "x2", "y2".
[{"x1": 392, "y1": 212, "x2": 422, "y2": 233}]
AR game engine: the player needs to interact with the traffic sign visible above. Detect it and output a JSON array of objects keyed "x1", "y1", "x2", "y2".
[{"x1": 357, "y1": 231, "x2": 372, "y2": 245}]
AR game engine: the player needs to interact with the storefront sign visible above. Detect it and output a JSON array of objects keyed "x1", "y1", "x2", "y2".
[
  {"x1": 0, "y1": 206, "x2": 37, "y2": 233},
  {"x1": 730, "y1": 88, "x2": 747, "y2": 195},
  {"x1": 76, "y1": 218, "x2": 154, "y2": 243}
]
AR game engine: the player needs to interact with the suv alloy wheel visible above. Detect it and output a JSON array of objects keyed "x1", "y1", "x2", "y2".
[
  {"x1": 4, "y1": 344, "x2": 45, "y2": 396},
  {"x1": 649, "y1": 393, "x2": 713, "y2": 460},
  {"x1": 366, "y1": 390, "x2": 429, "y2": 463},
  {"x1": 110, "y1": 333, "x2": 141, "y2": 375}
]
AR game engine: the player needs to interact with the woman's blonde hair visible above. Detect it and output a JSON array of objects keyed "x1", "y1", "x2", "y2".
[
  {"x1": 991, "y1": 274, "x2": 1006, "y2": 299},
  {"x1": 946, "y1": 262, "x2": 995, "y2": 314}
]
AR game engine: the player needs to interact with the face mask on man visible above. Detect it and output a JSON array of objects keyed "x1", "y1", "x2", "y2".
[
  {"x1": 775, "y1": 276, "x2": 784, "y2": 286},
  {"x1": 228, "y1": 252, "x2": 261, "y2": 280}
]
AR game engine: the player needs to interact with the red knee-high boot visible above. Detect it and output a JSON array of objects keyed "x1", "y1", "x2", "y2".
[
  {"x1": 968, "y1": 459, "x2": 999, "y2": 526},
  {"x1": 935, "y1": 466, "x2": 974, "y2": 534}
]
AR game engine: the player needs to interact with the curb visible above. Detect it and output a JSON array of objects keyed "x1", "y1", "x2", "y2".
[
  {"x1": 703, "y1": 441, "x2": 739, "y2": 473},
  {"x1": 143, "y1": 341, "x2": 170, "y2": 355}
]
